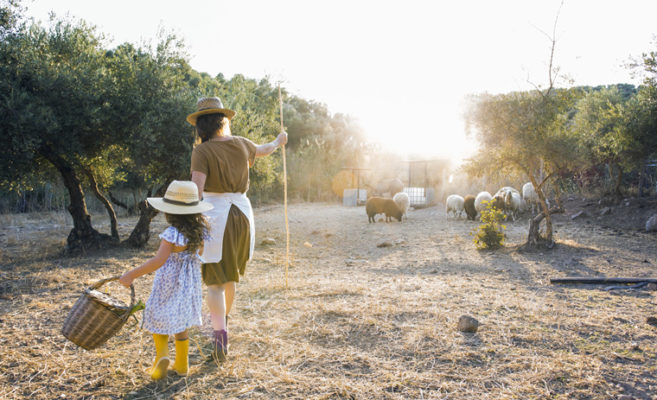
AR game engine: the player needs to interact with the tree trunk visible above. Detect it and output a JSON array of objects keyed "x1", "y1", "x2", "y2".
[
  {"x1": 123, "y1": 199, "x2": 159, "y2": 248},
  {"x1": 123, "y1": 183, "x2": 167, "y2": 248},
  {"x1": 614, "y1": 165, "x2": 623, "y2": 198},
  {"x1": 526, "y1": 205, "x2": 564, "y2": 249},
  {"x1": 526, "y1": 174, "x2": 561, "y2": 248},
  {"x1": 84, "y1": 168, "x2": 119, "y2": 240},
  {"x1": 39, "y1": 148, "x2": 114, "y2": 253}
]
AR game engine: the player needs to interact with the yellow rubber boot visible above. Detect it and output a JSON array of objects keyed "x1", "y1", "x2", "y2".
[
  {"x1": 171, "y1": 339, "x2": 189, "y2": 376},
  {"x1": 149, "y1": 334, "x2": 170, "y2": 380}
]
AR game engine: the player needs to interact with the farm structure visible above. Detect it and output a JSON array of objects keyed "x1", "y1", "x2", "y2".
[{"x1": 340, "y1": 167, "x2": 370, "y2": 206}]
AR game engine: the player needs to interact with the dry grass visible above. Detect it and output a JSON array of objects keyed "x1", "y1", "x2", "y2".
[{"x1": 1, "y1": 204, "x2": 657, "y2": 399}]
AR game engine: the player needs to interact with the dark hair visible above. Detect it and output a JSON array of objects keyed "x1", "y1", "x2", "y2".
[
  {"x1": 165, "y1": 213, "x2": 210, "y2": 253},
  {"x1": 196, "y1": 113, "x2": 226, "y2": 143}
]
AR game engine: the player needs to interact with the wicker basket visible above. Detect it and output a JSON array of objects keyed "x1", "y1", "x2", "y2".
[{"x1": 62, "y1": 276, "x2": 135, "y2": 350}]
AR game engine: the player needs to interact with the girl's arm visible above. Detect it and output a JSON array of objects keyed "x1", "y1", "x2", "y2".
[
  {"x1": 255, "y1": 131, "x2": 288, "y2": 158},
  {"x1": 119, "y1": 239, "x2": 173, "y2": 287}
]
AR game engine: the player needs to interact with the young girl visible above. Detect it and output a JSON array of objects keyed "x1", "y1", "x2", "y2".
[{"x1": 119, "y1": 180, "x2": 212, "y2": 380}]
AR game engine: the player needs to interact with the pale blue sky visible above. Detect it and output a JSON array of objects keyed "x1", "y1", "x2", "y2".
[{"x1": 24, "y1": 0, "x2": 657, "y2": 162}]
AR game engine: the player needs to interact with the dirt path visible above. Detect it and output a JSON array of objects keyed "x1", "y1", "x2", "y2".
[{"x1": 1, "y1": 203, "x2": 656, "y2": 399}]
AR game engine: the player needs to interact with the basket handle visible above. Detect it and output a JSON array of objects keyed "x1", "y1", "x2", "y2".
[{"x1": 88, "y1": 275, "x2": 136, "y2": 321}]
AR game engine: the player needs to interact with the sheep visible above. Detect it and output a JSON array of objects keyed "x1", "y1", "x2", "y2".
[
  {"x1": 474, "y1": 191, "x2": 493, "y2": 215},
  {"x1": 491, "y1": 195, "x2": 506, "y2": 212},
  {"x1": 504, "y1": 190, "x2": 523, "y2": 221},
  {"x1": 366, "y1": 197, "x2": 403, "y2": 223},
  {"x1": 464, "y1": 195, "x2": 477, "y2": 220},
  {"x1": 393, "y1": 192, "x2": 410, "y2": 221},
  {"x1": 522, "y1": 182, "x2": 550, "y2": 215},
  {"x1": 445, "y1": 194, "x2": 465, "y2": 218},
  {"x1": 494, "y1": 186, "x2": 520, "y2": 199}
]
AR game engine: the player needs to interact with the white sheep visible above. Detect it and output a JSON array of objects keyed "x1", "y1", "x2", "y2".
[
  {"x1": 474, "y1": 191, "x2": 493, "y2": 215},
  {"x1": 522, "y1": 182, "x2": 550, "y2": 215},
  {"x1": 393, "y1": 192, "x2": 410, "y2": 221},
  {"x1": 504, "y1": 191, "x2": 523, "y2": 221},
  {"x1": 445, "y1": 194, "x2": 465, "y2": 218},
  {"x1": 494, "y1": 186, "x2": 520, "y2": 198},
  {"x1": 494, "y1": 186, "x2": 522, "y2": 220}
]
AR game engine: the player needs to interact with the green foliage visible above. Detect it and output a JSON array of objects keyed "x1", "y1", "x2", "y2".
[
  {"x1": 471, "y1": 201, "x2": 506, "y2": 250},
  {"x1": 0, "y1": 6, "x2": 371, "y2": 220},
  {"x1": 572, "y1": 87, "x2": 627, "y2": 165},
  {"x1": 465, "y1": 88, "x2": 584, "y2": 180},
  {"x1": 285, "y1": 98, "x2": 366, "y2": 201}
]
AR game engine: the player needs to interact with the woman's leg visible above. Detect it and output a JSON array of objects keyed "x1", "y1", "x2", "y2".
[
  {"x1": 223, "y1": 281, "x2": 236, "y2": 316},
  {"x1": 206, "y1": 284, "x2": 231, "y2": 361},
  {"x1": 172, "y1": 330, "x2": 189, "y2": 375},
  {"x1": 206, "y1": 284, "x2": 227, "y2": 331}
]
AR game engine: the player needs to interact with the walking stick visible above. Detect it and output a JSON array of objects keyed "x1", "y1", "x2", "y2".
[{"x1": 279, "y1": 84, "x2": 290, "y2": 288}]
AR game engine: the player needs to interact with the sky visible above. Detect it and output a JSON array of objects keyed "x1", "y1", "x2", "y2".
[{"x1": 23, "y1": 0, "x2": 657, "y2": 164}]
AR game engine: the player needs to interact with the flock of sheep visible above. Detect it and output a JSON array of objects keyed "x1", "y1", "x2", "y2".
[
  {"x1": 446, "y1": 182, "x2": 545, "y2": 221},
  {"x1": 363, "y1": 180, "x2": 546, "y2": 224}
]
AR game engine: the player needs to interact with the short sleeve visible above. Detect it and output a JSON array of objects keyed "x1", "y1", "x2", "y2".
[
  {"x1": 191, "y1": 146, "x2": 210, "y2": 175},
  {"x1": 159, "y1": 226, "x2": 189, "y2": 246},
  {"x1": 240, "y1": 137, "x2": 257, "y2": 167}
]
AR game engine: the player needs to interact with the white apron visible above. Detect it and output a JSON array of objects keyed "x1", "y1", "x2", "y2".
[{"x1": 199, "y1": 192, "x2": 255, "y2": 264}]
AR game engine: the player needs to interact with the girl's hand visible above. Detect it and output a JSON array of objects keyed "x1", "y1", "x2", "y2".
[
  {"x1": 275, "y1": 131, "x2": 288, "y2": 147},
  {"x1": 119, "y1": 272, "x2": 134, "y2": 288}
]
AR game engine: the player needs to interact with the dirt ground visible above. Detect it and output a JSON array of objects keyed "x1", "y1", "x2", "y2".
[{"x1": 1, "y1": 198, "x2": 657, "y2": 399}]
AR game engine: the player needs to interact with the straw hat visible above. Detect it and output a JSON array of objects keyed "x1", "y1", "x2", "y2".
[
  {"x1": 186, "y1": 97, "x2": 236, "y2": 126},
  {"x1": 147, "y1": 181, "x2": 213, "y2": 214}
]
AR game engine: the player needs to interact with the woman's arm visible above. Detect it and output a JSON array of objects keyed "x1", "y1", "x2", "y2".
[
  {"x1": 119, "y1": 239, "x2": 173, "y2": 287},
  {"x1": 191, "y1": 171, "x2": 207, "y2": 199},
  {"x1": 255, "y1": 131, "x2": 288, "y2": 158}
]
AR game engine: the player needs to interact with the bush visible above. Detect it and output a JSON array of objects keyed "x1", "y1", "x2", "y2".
[{"x1": 471, "y1": 201, "x2": 506, "y2": 250}]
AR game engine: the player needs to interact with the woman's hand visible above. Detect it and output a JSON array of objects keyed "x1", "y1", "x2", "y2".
[
  {"x1": 256, "y1": 131, "x2": 288, "y2": 157},
  {"x1": 119, "y1": 272, "x2": 134, "y2": 288},
  {"x1": 275, "y1": 131, "x2": 288, "y2": 147}
]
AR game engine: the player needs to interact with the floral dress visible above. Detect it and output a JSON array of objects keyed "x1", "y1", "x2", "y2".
[{"x1": 142, "y1": 226, "x2": 204, "y2": 335}]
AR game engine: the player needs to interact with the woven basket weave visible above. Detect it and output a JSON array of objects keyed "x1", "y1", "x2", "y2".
[{"x1": 62, "y1": 276, "x2": 135, "y2": 350}]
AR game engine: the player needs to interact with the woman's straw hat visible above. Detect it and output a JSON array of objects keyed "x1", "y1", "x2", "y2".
[
  {"x1": 147, "y1": 181, "x2": 214, "y2": 214},
  {"x1": 186, "y1": 97, "x2": 236, "y2": 126}
]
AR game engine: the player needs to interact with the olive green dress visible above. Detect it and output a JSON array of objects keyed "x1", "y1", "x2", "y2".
[{"x1": 191, "y1": 136, "x2": 257, "y2": 285}]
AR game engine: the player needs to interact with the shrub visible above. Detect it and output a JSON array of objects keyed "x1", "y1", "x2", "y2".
[{"x1": 471, "y1": 200, "x2": 506, "y2": 249}]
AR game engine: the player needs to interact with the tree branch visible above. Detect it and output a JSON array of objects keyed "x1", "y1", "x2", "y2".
[{"x1": 83, "y1": 167, "x2": 119, "y2": 240}]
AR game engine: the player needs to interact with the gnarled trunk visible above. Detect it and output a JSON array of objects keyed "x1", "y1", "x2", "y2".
[
  {"x1": 123, "y1": 183, "x2": 168, "y2": 248},
  {"x1": 40, "y1": 148, "x2": 115, "y2": 253},
  {"x1": 123, "y1": 199, "x2": 159, "y2": 248},
  {"x1": 526, "y1": 205, "x2": 564, "y2": 248},
  {"x1": 526, "y1": 174, "x2": 563, "y2": 248},
  {"x1": 84, "y1": 168, "x2": 119, "y2": 239}
]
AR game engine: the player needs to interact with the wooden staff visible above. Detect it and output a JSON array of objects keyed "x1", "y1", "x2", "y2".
[{"x1": 279, "y1": 84, "x2": 289, "y2": 288}]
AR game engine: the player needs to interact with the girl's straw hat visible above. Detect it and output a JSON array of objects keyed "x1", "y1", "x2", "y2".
[
  {"x1": 186, "y1": 97, "x2": 236, "y2": 126},
  {"x1": 147, "y1": 181, "x2": 214, "y2": 214}
]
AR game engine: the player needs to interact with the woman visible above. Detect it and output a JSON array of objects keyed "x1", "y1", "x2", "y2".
[{"x1": 188, "y1": 97, "x2": 287, "y2": 361}]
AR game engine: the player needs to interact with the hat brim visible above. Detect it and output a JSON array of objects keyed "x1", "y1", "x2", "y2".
[
  {"x1": 186, "y1": 108, "x2": 236, "y2": 126},
  {"x1": 147, "y1": 198, "x2": 214, "y2": 215}
]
